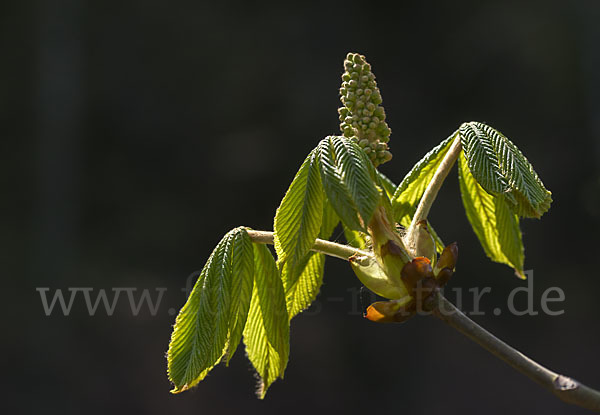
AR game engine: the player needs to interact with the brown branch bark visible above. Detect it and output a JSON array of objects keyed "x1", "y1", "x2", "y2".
[{"x1": 432, "y1": 293, "x2": 600, "y2": 412}]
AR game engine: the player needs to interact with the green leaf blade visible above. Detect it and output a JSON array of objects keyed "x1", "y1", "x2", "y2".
[
  {"x1": 459, "y1": 123, "x2": 509, "y2": 196},
  {"x1": 458, "y1": 153, "x2": 525, "y2": 277},
  {"x1": 282, "y1": 199, "x2": 338, "y2": 320},
  {"x1": 274, "y1": 149, "x2": 324, "y2": 276},
  {"x1": 343, "y1": 225, "x2": 369, "y2": 250},
  {"x1": 319, "y1": 196, "x2": 340, "y2": 241},
  {"x1": 282, "y1": 252, "x2": 326, "y2": 319},
  {"x1": 318, "y1": 136, "x2": 380, "y2": 232},
  {"x1": 225, "y1": 228, "x2": 255, "y2": 365},
  {"x1": 243, "y1": 244, "x2": 290, "y2": 399},
  {"x1": 376, "y1": 170, "x2": 397, "y2": 199},
  {"x1": 168, "y1": 227, "x2": 254, "y2": 392},
  {"x1": 459, "y1": 122, "x2": 552, "y2": 218}
]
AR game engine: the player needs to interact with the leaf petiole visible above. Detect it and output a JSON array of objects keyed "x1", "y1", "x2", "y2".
[{"x1": 405, "y1": 134, "x2": 462, "y2": 249}]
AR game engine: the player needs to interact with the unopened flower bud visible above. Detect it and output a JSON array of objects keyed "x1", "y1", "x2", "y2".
[{"x1": 337, "y1": 52, "x2": 394, "y2": 166}]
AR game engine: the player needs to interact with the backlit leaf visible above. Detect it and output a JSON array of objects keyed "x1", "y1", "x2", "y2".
[
  {"x1": 274, "y1": 149, "x2": 323, "y2": 289},
  {"x1": 458, "y1": 153, "x2": 525, "y2": 277},
  {"x1": 282, "y1": 199, "x2": 338, "y2": 319},
  {"x1": 243, "y1": 244, "x2": 290, "y2": 398},
  {"x1": 318, "y1": 136, "x2": 380, "y2": 232},
  {"x1": 168, "y1": 227, "x2": 254, "y2": 392},
  {"x1": 225, "y1": 229, "x2": 255, "y2": 364},
  {"x1": 343, "y1": 225, "x2": 369, "y2": 250},
  {"x1": 459, "y1": 122, "x2": 552, "y2": 218}
]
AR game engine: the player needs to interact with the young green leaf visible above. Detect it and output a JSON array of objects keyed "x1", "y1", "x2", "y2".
[
  {"x1": 458, "y1": 153, "x2": 525, "y2": 277},
  {"x1": 459, "y1": 122, "x2": 552, "y2": 218},
  {"x1": 167, "y1": 227, "x2": 254, "y2": 392},
  {"x1": 341, "y1": 171, "x2": 391, "y2": 251},
  {"x1": 318, "y1": 135, "x2": 380, "y2": 232},
  {"x1": 391, "y1": 133, "x2": 457, "y2": 251},
  {"x1": 225, "y1": 228, "x2": 255, "y2": 365},
  {"x1": 282, "y1": 200, "x2": 338, "y2": 319},
  {"x1": 376, "y1": 170, "x2": 397, "y2": 199},
  {"x1": 273, "y1": 149, "x2": 323, "y2": 287},
  {"x1": 282, "y1": 252, "x2": 325, "y2": 319},
  {"x1": 343, "y1": 225, "x2": 369, "y2": 250},
  {"x1": 320, "y1": 196, "x2": 340, "y2": 240},
  {"x1": 243, "y1": 244, "x2": 290, "y2": 399}
]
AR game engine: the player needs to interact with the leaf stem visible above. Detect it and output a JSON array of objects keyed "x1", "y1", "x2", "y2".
[
  {"x1": 407, "y1": 134, "x2": 462, "y2": 241},
  {"x1": 432, "y1": 293, "x2": 600, "y2": 412},
  {"x1": 246, "y1": 230, "x2": 370, "y2": 261}
]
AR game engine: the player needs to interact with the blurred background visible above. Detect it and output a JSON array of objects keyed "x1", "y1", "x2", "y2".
[{"x1": 5, "y1": 0, "x2": 600, "y2": 413}]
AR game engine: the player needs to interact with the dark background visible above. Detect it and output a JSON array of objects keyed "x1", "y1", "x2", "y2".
[{"x1": 6, "y1": 0, "x2": 600, "y2": 414}]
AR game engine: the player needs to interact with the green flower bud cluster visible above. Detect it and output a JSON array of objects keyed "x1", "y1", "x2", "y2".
[{"x1": 338, "y1": 53, "x2": 393, "y2": 166}]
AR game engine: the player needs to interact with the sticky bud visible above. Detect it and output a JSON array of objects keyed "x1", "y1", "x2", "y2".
[
  {"x1": 433, "y1": 242, "x2": 458, "y2": 287},
  {"x1": 401, "y1": 257, "x2": 435, "y2": 296},
  {"x1": 365, "y1": 298, "x2": 415, "y2": 323},
  {"x1": 349, "y1": 254, "x2": 408, "y2": 300},
  {"x1": 435, "y1": 242, "x2": 458, "y2": 273}
]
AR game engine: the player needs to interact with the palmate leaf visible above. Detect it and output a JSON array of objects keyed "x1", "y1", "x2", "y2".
[
  {"x1": 458, "y1": 153, "x2": 525, "y2": 277},
  {"x1": 459, "y1": 122, "x2": 552, "y2": 218},
  {"x1": 273, "y1": 148, "x2": 323, "y2": 289},
  {"x1": 391, "y1": 133, "x2": 457, "y2": 252},
  {"x1": 243, "y1": 243, "x2": 290, "y2": 398},
  {"x1": 318, "y1": 135, "x2": 380, "y2": 232},
  {"x1": 225, "y1": 229, "x2": 255, "y2": 365},
  {"x1": 167, "y1": 227, "x2": 254, "y2": 393}
]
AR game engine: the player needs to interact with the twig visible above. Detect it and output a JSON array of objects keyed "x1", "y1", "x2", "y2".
[{"x1": 432, "y1": 293, "x2": 600, "y2": 412}]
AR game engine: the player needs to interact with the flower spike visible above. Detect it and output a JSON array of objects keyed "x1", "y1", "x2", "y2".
[{"x1": 338, "y1": 53, "x2": 392, "y2": 166}]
